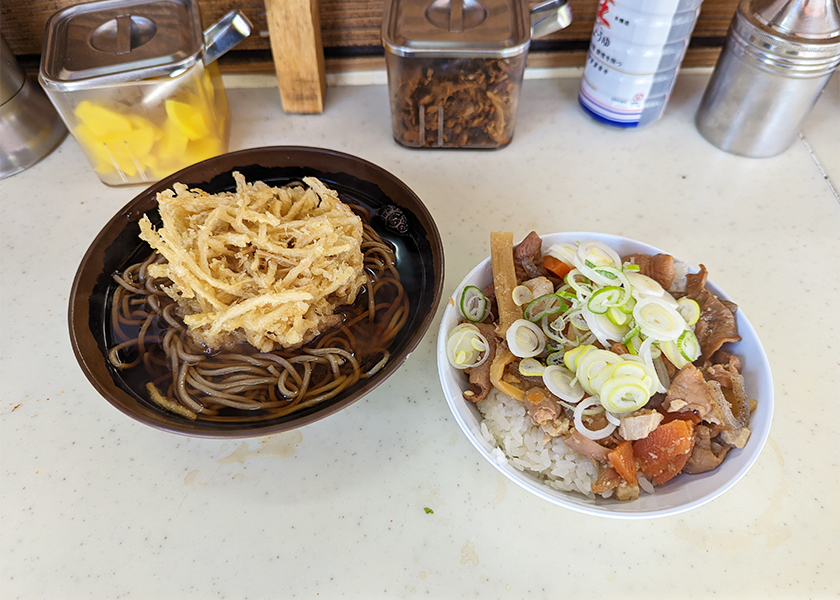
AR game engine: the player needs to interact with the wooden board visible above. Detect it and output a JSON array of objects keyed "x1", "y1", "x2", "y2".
[
  {"x1": 2, "y1": 0, "x2": 738, "y2": 71},
  {"x1": 263, "y1": 0, "x2": 326, "y2": 113}
]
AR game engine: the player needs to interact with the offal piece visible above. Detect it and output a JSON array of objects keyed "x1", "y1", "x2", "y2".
[
  {"x1": 683, "y1": 424, "x2": 730, "y2": 474},
  {"x1": 513, "y1": 231, "x2": 545, "y2": 280},
  {"x1": 463, "y1": 323, "x2": 499, "y2": 403},
  {"x1": 622, "y1": 253, "x2": 676, "y2": 290},
  {"x1": 663, "y1": 364, "x2": 714, "y2": 418},
  {"x1": 523, "y1": 388, "x2": 571, "y2": 437},
  {"x1": 685, "y1": 265, "x2": 742, "y2": 360}
]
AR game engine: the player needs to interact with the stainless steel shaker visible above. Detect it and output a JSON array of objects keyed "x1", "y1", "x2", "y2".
[
  {"x1": 695, "y1": 0, "x2": 840, "y2": 158},
  {"x1": 1, "y1": 35, "x2": 67, "y2": 179}
]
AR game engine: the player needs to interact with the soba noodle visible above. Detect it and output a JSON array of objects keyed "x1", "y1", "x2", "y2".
[{"x1": 108, "y1": 212, "x2": 408, "y2": 423}]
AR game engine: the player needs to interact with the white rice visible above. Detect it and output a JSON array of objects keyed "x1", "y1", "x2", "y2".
[{"x1": 477, "y1": 390, "x2": 602, "y2": 499}]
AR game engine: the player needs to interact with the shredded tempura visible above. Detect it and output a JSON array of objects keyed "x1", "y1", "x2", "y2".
[{"x1": 138, "y1": 172, "x2": 365, "y2": 351}]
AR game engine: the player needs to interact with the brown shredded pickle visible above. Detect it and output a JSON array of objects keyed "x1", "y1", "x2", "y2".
[{"x1": 388, "y1": 56, "x2": 525, "y2": 148}]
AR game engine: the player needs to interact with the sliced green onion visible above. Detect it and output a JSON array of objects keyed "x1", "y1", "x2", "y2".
[
  {"x1": 506, "y1": 319, "x2": 546, "y2": 358},
  {"x1": 676, "y1": 297, "x2": 701, "y2": 326},
  {"x1": 541, "y1": 314, "x2": 568, "y2": 344},
  {"x1": 543, "y1": 365, "x2": 584, "y2": 403},
  {"x1": 512, "y1": 285, "x2": 533, "y2": 307},
  {"x1": 678, "y1": 329, "x2": 701, "y2": 361},
  {"x1": 621, "y1": 325, "x2": 641, "y2": 346},
  {"x1": 546, "y1": 351, "x2": 565, "y2": 366},
  {"x1": 623, "y1": 263, "x2": 641, "y2": 272},
  {"x1": 633, "y1": 296, "x2": 685, "y2": 342},
  {"x1": 446, "y1": 325, "x2": 489, "y2": 370},
  {"x1": 568, "y1": 310, "x2": 590, "y2": 332},
  {"x1": 618, "y1": 295, "x2": 636, "y2": 315},
  {"x1": 589, "y1": 362, "x2": 617, "y2": 393},
  {"x1": 625, "y1": 331, "x2": 642, "y2": 355},
  {"x1": 574, "y1": 241, "x2": 623, "y2": 287},
  {"x1": 460, "y1": 286, "x2": 488, "y2": 322},
  {"x1": 582, "y1": 304, "x2": 630, "y2": 348},
  {"x1": 607, "y1": 306, "x2": 631, "y2": 326},
  {"x1": 565, "y1": 270, "x2": 594, "y2": 299},
  {"x1": 586, "y1": 286, "x2": 623, "y2": 315},
  {"x1": 662, "y1": 329, "x2": 700, "y2": 368},
  {"x1": 626, "y1": 272, "x2": 665, "y2": 299},
  {"x1": 637, "y1": 337, "x2": 666, "y2": 393},
  {"x1": 519, "y1": 357, "x2": 545, "y2": 377},
  {"x1": 524, "y1": 293, "x2": 567, "y2": 322},
  {"x1": 599, "y1": 376, "x2": 650, "y2": 413},
  {"x1": 546, "y1": 242, "x2": 578, "y2": 267},
  {"x1": 563, "y1": 344, "x2": 595, "y2": 372},
  {"x1": 576, "y1": 349, "x2": 622, "y2": 396},
  {"x1": 574, "y1": 397, "x2": 617, "y2": 440}
]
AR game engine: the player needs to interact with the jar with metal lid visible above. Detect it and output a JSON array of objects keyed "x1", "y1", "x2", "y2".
[
  {"x1": 39, "y1": 0, "x2": 251, "y2": 185},
  {"x1": 381, "y1": 0, "x2": 572, "y2": 149}
]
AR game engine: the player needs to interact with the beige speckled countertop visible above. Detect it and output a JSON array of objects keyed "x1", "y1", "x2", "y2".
[{"x1": 2, "y1": 70, "x2": 838, "y2": 599}]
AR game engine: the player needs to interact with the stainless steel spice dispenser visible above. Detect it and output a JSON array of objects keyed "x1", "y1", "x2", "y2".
[
  {"x1": 695, "y1": 0, "x2": 840, "y2": 158},
  {"x1": 1, "y1": 35, "x2": 67, "y2": 180},
  {"x1": 381, "y1": 0, "x2": 572, "y2": 149},
  {"x1": 39, "y1": 0, "x2": 251, "y2": 185}
]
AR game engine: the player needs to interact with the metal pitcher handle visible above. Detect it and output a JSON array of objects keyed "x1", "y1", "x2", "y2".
[
  {"x1": 203, "y1": 10, "x2": 253, "y2": 66},
  {"x1": 530, "y1": 0, "x2": 573, "y2": 40}
]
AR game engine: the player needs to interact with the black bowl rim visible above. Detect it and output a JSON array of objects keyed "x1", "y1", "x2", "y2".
[{"x1": 68, "y1": 146, "x2": 445, "y2": 438}]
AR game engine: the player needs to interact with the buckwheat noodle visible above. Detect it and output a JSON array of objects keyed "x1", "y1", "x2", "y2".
[{"x1": 108, "y1": 216, "x2": 408, "y2": 422}]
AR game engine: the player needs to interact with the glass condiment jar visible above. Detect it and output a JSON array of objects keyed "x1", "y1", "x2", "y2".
[
  {"x1": 381, "y1": 0, "x2": 572, "y2": 149},
  {"x1": 39, "y1": 0, "x2": 251, "y2": 185}
]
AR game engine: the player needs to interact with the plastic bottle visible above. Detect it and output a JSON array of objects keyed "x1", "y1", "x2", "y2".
[{"x1": 578, "y1": 0, "x2": 704, "y2": 128}]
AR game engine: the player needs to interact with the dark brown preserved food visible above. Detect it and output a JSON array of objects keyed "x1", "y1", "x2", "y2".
[{"x1": 386, "y1": 54, "x2": 526, "y2": 149}]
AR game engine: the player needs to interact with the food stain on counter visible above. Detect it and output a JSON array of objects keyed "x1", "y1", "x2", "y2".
[
  {"x1": 218, "y1": 430, "x2": 303, "y2": 464},
  {"x1": 769, "y1": 436, "x2": 785, "y2": 466},
  {"x1": 184, "y1": 469, "x2": 207, "y2": 487},
  {"x1": 492, "y1": 476, "x2": 507, "y2": 505},
  {"x1": 460, "y1": 540, "x2": 479, "y2": 566},
  {"x1": 420, "y1": 488, "x2": 445, "y2": 512}
]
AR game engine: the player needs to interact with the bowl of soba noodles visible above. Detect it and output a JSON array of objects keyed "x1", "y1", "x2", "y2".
[{"x1": 69, "y1": 147, "x2": 444, "y2": 437}]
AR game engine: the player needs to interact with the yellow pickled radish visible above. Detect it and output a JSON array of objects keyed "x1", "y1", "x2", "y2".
[
  {"x1": 74, "y1": 101, "x2": 132, "y2": 138},
  {"x1": 165, "y1": 99, "x2": 210, "y2": 140},
  {"x1": 101, "y1": 128, "x2": 156, "y2": 177},
  {"x1": 127, "y1": 114, "x2": 163, "y2": 141},
  {"x1": 185, "y1": 135, "x2": 223, "y2": 163},
  {"x1": 73, "y1": 124, "x2": 116, "y2": 173},
  {"x1": 158, "y1": 119, "x2": 190, "y2": 159}
]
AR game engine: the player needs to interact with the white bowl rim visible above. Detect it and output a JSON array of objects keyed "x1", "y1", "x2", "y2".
[{"x1": 437, "y1": 232, "x2": 774, "y2": 519}]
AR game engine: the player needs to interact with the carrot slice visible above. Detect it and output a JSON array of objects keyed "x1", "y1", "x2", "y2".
[
  {"x1": 607, "y1": 440, "x2": 638, "y2": 485},
  {"x1": 544, "y1": 255, "x2": 572, "y2": 279},
  {"x1": 633, "y1": 420, "x2": 694, "y2": 485}
]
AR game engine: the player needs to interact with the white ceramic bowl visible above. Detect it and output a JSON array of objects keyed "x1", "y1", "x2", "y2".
[{"x1": 437, "y1": 232, "x2": 773, "y2": 519}]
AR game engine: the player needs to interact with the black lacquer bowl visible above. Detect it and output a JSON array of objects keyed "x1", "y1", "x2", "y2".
[{"x1": 69, "y1": 147, "x2": 444, "y2": 438}]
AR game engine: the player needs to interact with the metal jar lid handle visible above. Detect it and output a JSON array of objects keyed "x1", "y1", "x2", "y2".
[
  {"x1": 203, "y1": 10, "x2": 253, "y2": 66},
  {"x1": 530, "y1": 0, "x2": 573, "y2": 40}
]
